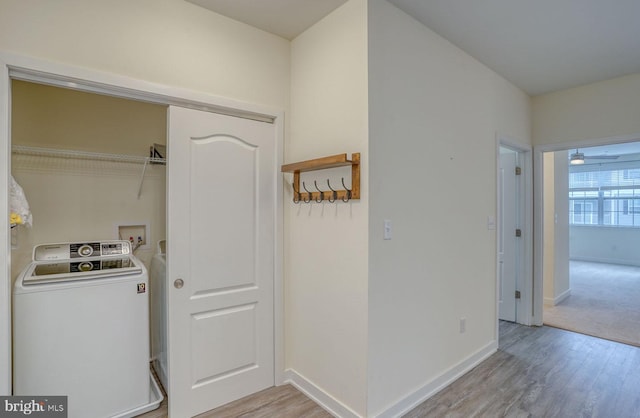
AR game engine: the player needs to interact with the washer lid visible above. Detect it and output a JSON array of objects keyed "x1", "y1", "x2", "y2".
[{"x1": 23, "y1": 256, "x2": 143, "y2": 285}]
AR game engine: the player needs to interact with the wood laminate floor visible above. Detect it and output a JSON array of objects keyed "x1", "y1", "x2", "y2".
[
  {"x1": 404, "y1": 321, "x2": 640, "y2": 418},
  {"x1": 138, "y1": 383, "x2": 331, "y2": 418},
  {"x1": 142, "y1": 321, "x2": 640, "y2": 417},
  {"x1": 196, "y1": 385, "x2": 332, "y2": 418}
]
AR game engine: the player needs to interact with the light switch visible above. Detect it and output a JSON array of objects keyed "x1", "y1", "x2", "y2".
[
  {"x1": 487, "y1": 216, "x2": 496, "y2": 230},
  {"x1": 384, "y1": 219, "x2": 392, "y2": 240}
]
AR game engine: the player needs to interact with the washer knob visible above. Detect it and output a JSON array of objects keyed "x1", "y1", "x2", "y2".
[
  {"x1": 78, "y1": 244, "x2": 94, "y2": 257},
  {"x1": 78, "y1": 261, "x2": 94, "y2": 272}
]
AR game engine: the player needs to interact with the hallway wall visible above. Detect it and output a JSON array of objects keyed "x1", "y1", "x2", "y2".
[
  {"x1": 367, "y1": 1, "x2": 531, "y2": 415},
  {"x1": 287, "y1": 0, "x2": 369, "y2": 415}
]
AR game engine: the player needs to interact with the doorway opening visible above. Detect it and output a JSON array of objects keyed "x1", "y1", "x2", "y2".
[{"x1": 541, "y1": 141, "x2": 640, "y2": 347}]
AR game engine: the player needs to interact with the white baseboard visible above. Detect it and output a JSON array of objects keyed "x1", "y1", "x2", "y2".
[
  {"x1": 544, "y1": 288, "x2": 571, "y2": 306},
  {"x1": 284, "y1": 369, "x2": 361, "y2": 418},
  {"x1": 285, "y1": 341, "x2": 497, "y2": 418},
  {"x1": 570, "y1": 256, "x2": 640, "y2": 267},
  {"x1": 372, "y1": 340, "x2": 498, "y2": 418},
  {"x1": 554, "y1": 288, "x2": 571, "y2": 305}
]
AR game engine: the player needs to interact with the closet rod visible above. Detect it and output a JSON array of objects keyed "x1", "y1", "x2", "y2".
[{"x1": 11, "y1": 145, "x2": 166, "y2": 165}]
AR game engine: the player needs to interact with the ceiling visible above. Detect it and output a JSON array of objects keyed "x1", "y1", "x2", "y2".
[
  {"x1": 187, "y1": 0, "x2": 640, "y2": 96},
  {"x1": 186, "y1": 0, "x2": 347, "y2": 41},
  {"x1": 573, "y1": 142, "x2": 640, "y2": 159}
]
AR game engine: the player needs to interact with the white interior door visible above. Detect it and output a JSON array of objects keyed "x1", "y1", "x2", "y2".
[
  {"x1": 499, "y1": 148, "x2": 519, "y2": 322},
  {"x1": 167, "y1": 106, "x2": 275, "y2": 417}
]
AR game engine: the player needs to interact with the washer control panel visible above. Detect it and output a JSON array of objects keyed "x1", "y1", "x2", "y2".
[
  {"x1": 71, "y1": 243, "x2": 101, "y2": 258},
  {"x1": 34, "y1": 241, "x2": 131, "y2": 261}
]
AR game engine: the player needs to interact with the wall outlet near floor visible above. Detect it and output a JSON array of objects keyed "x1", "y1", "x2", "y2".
[{"x1": 459, "y1": 317, "x2": 466, "y2": 333}]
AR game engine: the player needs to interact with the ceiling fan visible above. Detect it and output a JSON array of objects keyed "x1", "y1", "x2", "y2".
[{"x1": 569, "y1": 149, "x2": 620, "y2": 165}]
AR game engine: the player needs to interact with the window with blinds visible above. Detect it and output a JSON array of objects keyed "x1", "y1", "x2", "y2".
[{"x1": 569, "y1": 165, "x2": 640, "y2": 227}]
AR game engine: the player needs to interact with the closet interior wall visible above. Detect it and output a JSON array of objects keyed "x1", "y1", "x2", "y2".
[{"x1": 10, "y1": 80, "x2": 167, "y2": 279}]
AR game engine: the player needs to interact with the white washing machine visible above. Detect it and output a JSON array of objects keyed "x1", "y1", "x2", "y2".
[
  {"x1": 13, "y1": 240, "x2": 162, "y2": 418},
  {"x1": 149, "y1": 239, "x2": 167, "y2": 391}
]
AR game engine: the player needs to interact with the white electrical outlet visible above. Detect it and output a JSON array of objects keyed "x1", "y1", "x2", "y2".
[{"x1": 459, "y1": 318, "x2": 466, "y2": 333}]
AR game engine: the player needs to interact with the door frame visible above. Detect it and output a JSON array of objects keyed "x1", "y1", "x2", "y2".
[
  {"x1": 496, "y1": 135, "x2": 533, "y2": 331},
  {"x1": 532, "y1": 132, "x2": 640, "y2": 326},
  {"x1": 0, "y1": 51, "x2": 285, "y2": 396}
]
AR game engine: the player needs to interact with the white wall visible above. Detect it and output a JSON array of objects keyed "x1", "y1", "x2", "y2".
[
  {"x1": 570, "y1": 226, "x2": 640, "y2": 266},
  {"x1": 286, "y1": 0, "x2": 369, "y2": 415},
  {"x1": 533, "y1": 73, "x2": 640, "y2": 146},
  {"x1": 367, "y1": 1, "x2": 531, "y2": 415}
]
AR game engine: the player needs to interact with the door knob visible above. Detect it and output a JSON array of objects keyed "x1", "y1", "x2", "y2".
[{"x1": 174, "y1": 278, "x2": 184, "y2": 289}]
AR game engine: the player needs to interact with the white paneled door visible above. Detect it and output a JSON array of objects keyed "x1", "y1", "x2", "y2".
[
  {"x1": 499, "y1": 148, "x2": 519, "y2": 322},
  {"x1": 167, "y1": 106, "x2": 275, "y2": 417}
]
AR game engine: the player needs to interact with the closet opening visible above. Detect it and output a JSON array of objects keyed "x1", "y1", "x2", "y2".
[
  {"x1": 9, "y1": 79, "x2": 168, "y2": 416},
  {"x1": 2, "y1": 58, "x2": 284, "y2": 417}
]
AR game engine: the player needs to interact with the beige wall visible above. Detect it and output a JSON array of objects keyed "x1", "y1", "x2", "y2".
[
  {"x1": 543, "y1": 151, "x2": 570, "y2": 305},
  {"x1": 533, "y1": 73, "x2": 640, "y2": 146},
  {"x1": 11, "y1": 80, "x2": 166, "y2": 155},
  {"x1": 367, "y1": 0, "x2": 531, "y2": 415},
  {"x1": 0, "y1": 0, "x2": 290, "y2": 111},
  {"x1": 287, "y1": 0, "x2": 369, "y2": 415},
  {"x1": 543, "y1": 152, "x2": 556, "y2": 302},
  {"x1": 11, "y1": 81, "x2": 167, "y2": 277},
  {"x1": 553, "y1": 152, "x2": 570, "y2": 304}
]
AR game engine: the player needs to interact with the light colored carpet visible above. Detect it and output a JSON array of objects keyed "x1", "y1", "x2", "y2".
[{"x1": 543, "y1": 261, "x2": 640, "y2": 347}]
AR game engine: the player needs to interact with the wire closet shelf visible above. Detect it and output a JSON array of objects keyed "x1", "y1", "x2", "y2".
[
  {"x1": 11, "y1": 145, "x2": 166, "y2": 198},
  {"x1": 11, "y1": 145, "x2": 166, "y2": 164}
]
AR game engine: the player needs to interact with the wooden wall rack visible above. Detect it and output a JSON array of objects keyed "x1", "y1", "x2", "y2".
[{"x1": 281, "y1": 153, "x2": 360, "y2": 203}]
